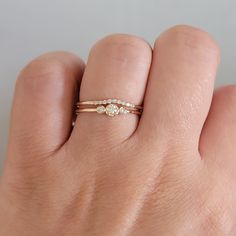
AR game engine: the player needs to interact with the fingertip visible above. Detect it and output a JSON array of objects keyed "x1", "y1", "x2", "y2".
[
  {"x1": 156, "y1": 25, "x2": 220, "y2": 53},
  {"x1": 18, "y1": 51, "x2": 85, "y2": 83}
]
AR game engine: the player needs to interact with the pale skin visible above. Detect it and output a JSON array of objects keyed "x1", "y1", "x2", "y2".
[{"x1": 0, "y1": 25, "x2": 236, "y2": 235}]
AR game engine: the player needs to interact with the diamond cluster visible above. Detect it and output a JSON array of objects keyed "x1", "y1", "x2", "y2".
[
  {"x1": 96, "y1": 104, "x2": 130, "y2": 117},
  {"x1": 77, "y1": 98, "x2": 139, "y2": 117}
]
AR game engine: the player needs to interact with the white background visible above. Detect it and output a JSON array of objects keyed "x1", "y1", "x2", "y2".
[{"x1": 0, "y1": 0, "x2": 236, "y2": 171}]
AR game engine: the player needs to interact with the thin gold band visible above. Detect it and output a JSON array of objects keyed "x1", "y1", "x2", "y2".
[
  {"x1": 77, "y1": 105, "x2": 141, "y2": 111},
  {"x1": 76, "y1": 108, "x2": 142, "y2": 115},
  {"x1": 77, "y1": 98, "x2": 142, "y2": 109}
]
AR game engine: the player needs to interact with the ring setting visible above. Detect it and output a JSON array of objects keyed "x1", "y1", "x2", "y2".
[{"x1": 76, "y1": 98, "x2": 142, "y2": 117}]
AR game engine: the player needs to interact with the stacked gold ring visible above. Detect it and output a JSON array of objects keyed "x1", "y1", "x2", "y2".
[{"x1": 76, "y1": 98, "x2": 143, "y2": 117}]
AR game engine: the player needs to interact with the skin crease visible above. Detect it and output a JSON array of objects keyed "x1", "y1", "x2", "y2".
[{"x1": 0, "y1": 25, "x2": 236, "y2": 235}]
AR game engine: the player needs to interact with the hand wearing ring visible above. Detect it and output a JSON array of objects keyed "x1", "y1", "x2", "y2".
[{"x1": 2, "y1": 27, "x2": 236, "y2": 236}]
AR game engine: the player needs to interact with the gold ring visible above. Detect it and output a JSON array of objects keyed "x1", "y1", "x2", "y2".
[{"x1": 76, "y1": 98, "x2": 143, "y2": 117}]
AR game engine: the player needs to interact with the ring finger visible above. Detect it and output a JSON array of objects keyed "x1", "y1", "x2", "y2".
[{"x1": 71, "y1": 34, "x2": 152, "y2": 145}]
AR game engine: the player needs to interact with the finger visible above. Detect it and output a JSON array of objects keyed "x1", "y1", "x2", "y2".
[
  {"x1": 138, "y1": 25, "x2": 220, "y2": 149},
  {"x1": 200, "y1": 86, "x2": 236, "y2": 168},
  {"x1": 71, "y1": 34, "x2": 152, "y2": 145},
  {"x1": 7, "y1": 52, "x2": 84, "y2": 163}
]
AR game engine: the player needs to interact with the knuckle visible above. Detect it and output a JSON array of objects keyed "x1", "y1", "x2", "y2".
[
  {"x1": 201, "y1": 201, "x2": 234, "y2": 234},
  {"x1": 198, "y1": 174, "x2": 235, "y2": 235},
  {"x1": 19, "y1": 59, "x2": 61, "y2": 81},
  {"x1": 16, "y1": 51, "x2": 83, "y2": 86},
  {"x1": 91, "y1": 34, "x2": 152, "y2": 64},
  {"x1": 5, "y1": 157, "x2": 65, "y2": 205},
  {"x1": 7, "y1": 164, "x2": 50, "y2": 201},
  {"x1": 156, "y1": 25, "x2": 220, "y2": 57}
]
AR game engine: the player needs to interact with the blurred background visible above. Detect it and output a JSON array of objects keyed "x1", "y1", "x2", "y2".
[{"x1": 0, "y1": 0, "x2": 235, "y2": 171}]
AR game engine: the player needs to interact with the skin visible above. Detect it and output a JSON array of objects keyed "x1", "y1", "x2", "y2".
[{"x1": 0, "y1": 25, "x2": 235, "y2": 235}]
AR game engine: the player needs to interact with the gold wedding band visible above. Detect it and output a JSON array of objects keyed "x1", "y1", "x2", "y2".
[{"x1": 76, "y1": 98, "x2": 143, "y2": 117}]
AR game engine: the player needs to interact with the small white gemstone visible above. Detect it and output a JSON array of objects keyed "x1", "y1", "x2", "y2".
[
  {"x1": 111, "y1": 99, "x2": 117, "y2": 103},
  {"x1": 117, "y1": 100, "x2": 122, "y2": 104},
  {"x1": 102, "y1": 100, "x2": 107, "y2": 104},
  {"x1": 107, "y1": 99, "x2": 112, "y2": 103},
  {"x1": 119, "y1": 107, "x2": 129, "y2": 114},
  {"x1": 121, "y1": 101, "x2": 126, "y2": 105},
  {"x1": 96, "y1": 105, "x2": 106, "y2": 114},
  {"x1": 105, "y1": 104, "x2": 119, "y2": 117},
  {"x1": 119, "y1": 107, "x2": 124, "y2": 114}
]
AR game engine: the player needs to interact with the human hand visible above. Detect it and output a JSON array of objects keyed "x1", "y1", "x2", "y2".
[{"x1": 1, "y1": 25, "x2": 235, "y2": 235}]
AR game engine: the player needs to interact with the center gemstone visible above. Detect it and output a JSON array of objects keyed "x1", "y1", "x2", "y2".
[{"x1": 105, "y1": 104, "x2": 119, "y2": 117}]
